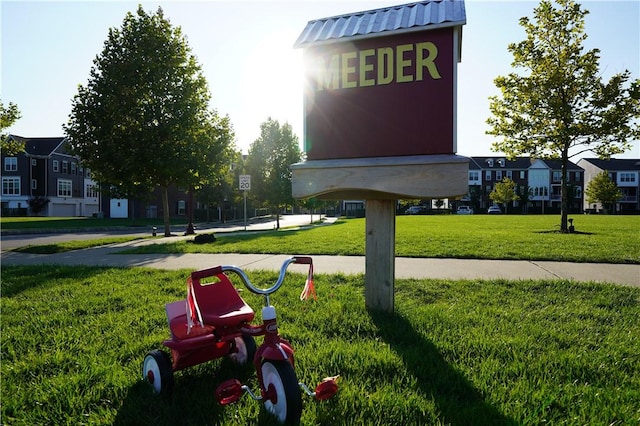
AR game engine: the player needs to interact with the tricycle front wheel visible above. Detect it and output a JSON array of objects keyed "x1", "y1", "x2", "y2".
[
  {"x1": 142, "y1": 349, "x2": 174, "y2": 394},
  {"x1": 261, "y1": 360, "x2": 302, "y2": 425}
]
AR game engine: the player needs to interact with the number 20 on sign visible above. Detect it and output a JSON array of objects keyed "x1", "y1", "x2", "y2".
[{"x1": 239, "y1": 175, "x2": 251, "y2": 191}]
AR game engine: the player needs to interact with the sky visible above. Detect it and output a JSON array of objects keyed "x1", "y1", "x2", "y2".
[{"x1": 2, "y1": 0, "x2": 639, "y2": 159}]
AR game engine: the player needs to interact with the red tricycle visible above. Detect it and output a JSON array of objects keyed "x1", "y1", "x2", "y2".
[{"x1": 142, "y1": 256, "x2": 338, "y2": 424}]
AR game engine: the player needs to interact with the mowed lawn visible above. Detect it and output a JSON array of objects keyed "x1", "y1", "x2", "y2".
[
  {"x1": 1, "y1": 266, "x2": 639, "y2": 425},
  {"x1": 122, "y1": 215, "x2": 640, "y2": 264}
]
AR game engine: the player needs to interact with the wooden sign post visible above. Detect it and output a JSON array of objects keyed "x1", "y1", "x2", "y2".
[{"x1": 292, "y1": 1, "x2": 468, "y2": 312}]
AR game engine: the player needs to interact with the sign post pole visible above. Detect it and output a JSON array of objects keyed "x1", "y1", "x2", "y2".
[
  {"x1": 365, "y1": 200, "x2": 396, "y2": 312},
  {"x1": 239, "y1": 175, "x2": 251, "y2": 232}
]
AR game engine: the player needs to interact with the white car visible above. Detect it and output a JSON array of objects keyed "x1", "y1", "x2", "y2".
[
  {"x1": 456, "y1": 206, "x2": 474, "y2": 215},
  {"x1": 487, "y1": 205, "x2": 502, "y2": 214}
]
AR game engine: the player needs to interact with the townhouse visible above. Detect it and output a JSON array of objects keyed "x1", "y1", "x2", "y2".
[
  {"x1": 1, "y1": 135, "x2": 98, "y2": 217},
  {"x1": 465, "y1": 157, "x2": 584, "y2": 214},
  {"x1": 577, "y1": 158, "x2": 640, "y2": 213},
  {"x1": 0, "y1": 135, "x2": 191, "y2": 218}
]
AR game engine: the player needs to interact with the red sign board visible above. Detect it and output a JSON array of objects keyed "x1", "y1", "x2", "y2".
[{"x1": 303, "y1": 28, "x2": 455, "y2": 160}]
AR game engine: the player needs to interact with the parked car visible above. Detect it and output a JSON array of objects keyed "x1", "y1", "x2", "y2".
[
  {"x1": 456, "y1": 206, "x2": 474, "y2": 215},
  {"x1": 487, "y1": 205, "x2": 502, "y2": 214},
  {"x1": 406, "y1": 205, "x2": 427, "y2": 215}
]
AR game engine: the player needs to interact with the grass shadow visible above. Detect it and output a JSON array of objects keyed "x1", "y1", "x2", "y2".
[
  {"x1": 114, "y1": 357, "x2": 259, "y2": 426},
  {"x1": 369, "y1": 309, "x2": 517, "y2": 426}
]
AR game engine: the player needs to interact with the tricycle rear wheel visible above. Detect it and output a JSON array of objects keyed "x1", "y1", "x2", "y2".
[
  {"x1": 142, "y1": 349, "x2": 174, "y2": 394},
  {"x1": 228, "y1": 334, "x2": 256, "y2": 366}
]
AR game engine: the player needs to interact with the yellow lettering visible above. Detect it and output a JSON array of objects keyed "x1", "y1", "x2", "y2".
[
  {"x1": 377, "y1": 47, "x2": 393, "y2": 85},
  {"x1": 416, "y1": 42, "x2": 441, "y2": 80},
  {"x1": 341, "y1": 51, "x2": 358, "y2": 89},
  {"x1": 317, "y1": 55, "x2": 340, "y2": 91},
  {"x1": 359, "y1": 49, "x2": 375, "y2": 87},
  {"x1": 396, "y1": 44, "x2": 413, "y2": 83}
]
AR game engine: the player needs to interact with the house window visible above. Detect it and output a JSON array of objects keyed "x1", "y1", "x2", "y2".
[
  {"x1": 552, "y1": 171, "x2": 562, "y2": 182},
  {"x1": 485, "y1": 171, "x2": 492, "y2": 181},
  {"x1": 469, "y1": 171, "x2": 480, "y2": 183},
  {"x1": 71, "y1": 162, "x2": 77, "y2": 175},
  {"x1": 177, "y1": 200, "x2": 186, "y2": 215},
  {"x1": 575, "y1": 187, "x2": 582, "y2": 198},
  {"x1": 2, "y1": 177, "x2": 20, "y2": 195},
  {"x1": 31, "y1": 179, "x2": 37, "y2": 190},
  {"x1": 575, "y1": 172, "x2": 581, "y2": 182},
  {"x1": 506, "y1": 170, "x2": 513, "y2": 179},
  {"x1": 620, "y1": 172, "x2": 636, "y2": 183},
  {"x1": 520, "y1": 170, "x2": 525, "y2": 179},
  {"x1": 4, "y1": 157, "x2": 17, "y2": 171},
  {"x1": 53, "y1": 160, "x2": 59, "y2": 172},
  {"x1": 58, "y1": 179, "x2": 72, "y2": 197},
  {"x1": 85, "y1": 184, "x2": 98, "y2": 198},
  {"x1": 31, "y1": 159, "x2": 37, "y2": 166},
  {"x1": 62, "y1": 161, "x2": 68, "y2": 174},
  {"x1": 496, "y1": 171, "x2": 503, "y2": 181}
]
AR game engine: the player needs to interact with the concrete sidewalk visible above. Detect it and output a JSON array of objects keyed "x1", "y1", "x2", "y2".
[{"x1": 2, "y1": 240, "x2": 638, "y2": 287}]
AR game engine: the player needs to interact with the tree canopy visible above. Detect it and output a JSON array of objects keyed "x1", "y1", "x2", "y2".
[
  {"x1": 245, "y1": 118, "x2": 302, "y2": 229},
  {"x1": 65, "y1": 6, "x2": 234, "y2": 235},
  {"x1": 486, "y1": 0, "x2": 639, "y2": 231},
  {"x1": 490, "y1": 178, "x2": 520, "y2": 212},
  {"x1": 1, "y1": 101, "x2": 23, "y2": 156},
  {"x1": 584, "y1": 171, "x2": 623, "y2": 212}
]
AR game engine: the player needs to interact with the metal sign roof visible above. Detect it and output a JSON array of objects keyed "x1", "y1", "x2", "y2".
[{"x1": 294, "y1": 0, "x2": 466, "y2": 48}]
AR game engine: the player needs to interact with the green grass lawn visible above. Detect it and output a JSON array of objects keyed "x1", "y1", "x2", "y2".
[
  {"x1": 1, "y1": 266, "x2": 639, "y2": 425},
  {"x1": 120, "y1": 215, "x2": 640, "y2": 264}
]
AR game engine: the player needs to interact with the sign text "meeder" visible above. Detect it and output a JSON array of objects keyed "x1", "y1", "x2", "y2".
[{"x1": 315, "y1": 41, "x2": 442, "y2": 91}]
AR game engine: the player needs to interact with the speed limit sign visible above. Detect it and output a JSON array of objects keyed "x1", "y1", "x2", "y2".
[{"x1": 239, "y1": 175, "x2": 251, "y2": 191}]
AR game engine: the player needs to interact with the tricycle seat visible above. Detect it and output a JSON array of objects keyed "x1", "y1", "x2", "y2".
[{"x1": 190, "y1": 272, "x2": 255, "y2": 328}]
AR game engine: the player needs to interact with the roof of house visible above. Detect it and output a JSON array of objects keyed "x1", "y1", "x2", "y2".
[
  {"x1": 541, "y1": 159, "x2": 582, "y2": 171},
  {"x1": 293, "y1": 0, "x2": 466, "y2": 48},
  {"x1": 468, "y1": 156, "x2": 583, "y2": 171},
  {"x1": 8, "y1": 135, "x2": 66, "y2": 157},
  {"x1": 470, "y1": 156, "x2": 533, "y2": 170},
  {"x1": 578, "y1": 158, "x2": 640, "y2": 172}
]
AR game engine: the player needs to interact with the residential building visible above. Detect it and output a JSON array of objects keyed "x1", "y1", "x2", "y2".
[
  {"x1": 1, "y1": 135, "x2": 98, "y2": 216},
  {"x1": 577, "y1": 158, "x2": 640, "y2": 213},
  {"x1": 465, "y1": 157, "x2": 584, "y2": 213},
  {"x1": 1, "y1": 135, "x2": 192, "y2": 219}
]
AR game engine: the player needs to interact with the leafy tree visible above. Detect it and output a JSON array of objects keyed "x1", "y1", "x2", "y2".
[
  {"x1": 196, "y1": 148, "x2": 242, "y2": 222},
  {"x1": 490, "y1": 178, "x2": 520, "y2": 212},
  {"x1": 65, "y1": 6, "x2": 232, "y2": 236},
  {"x1": 27, "y1": 196, "x2": 50, "y2": 216},
  {"x1": 585, "y1": 171, "x2": 623, "y2": 213},
  {"x1": 487, "y1": 0, "x2": 639, "y2": 231},
  {"x1": 516, "y1": 184, "x2": 532, "y2": 214},
  {"x1": 245, "y1": 118, "x2": 302, "y2": 229},
  {"x1": 1, "y1": 101, "x2": 23, "y2": 155},
  {"x1": 468, "y1": 185, "x2": 482, "y2": 212}
]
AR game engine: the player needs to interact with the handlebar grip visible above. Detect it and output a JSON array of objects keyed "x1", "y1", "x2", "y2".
[
  {"x1": 191, "y1": 266, "x2": 224, "y2": 281},
  {"x1": 293, "y1": 256, "x2": 313, "y2": 265}
]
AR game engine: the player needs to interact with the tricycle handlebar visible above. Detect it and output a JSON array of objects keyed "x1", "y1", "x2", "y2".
[{"x1": 191, "y1": 256, "x2": 312, "y2": 296}]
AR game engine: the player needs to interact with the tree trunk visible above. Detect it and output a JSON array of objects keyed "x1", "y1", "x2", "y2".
[
  {"x1": 162, "y1": 186, "x2": 171, "y2": 237},
  {"x1": 560, "y1": 156, "x2": 569, "y2": 232},
  {"x1": 185, "y1": 187, "x2": 195, "y2": 235}
]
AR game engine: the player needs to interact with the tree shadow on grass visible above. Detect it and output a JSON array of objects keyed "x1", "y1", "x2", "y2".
[{"x1": 369, "y1": 310, "x2": 517, "y2": 426}]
